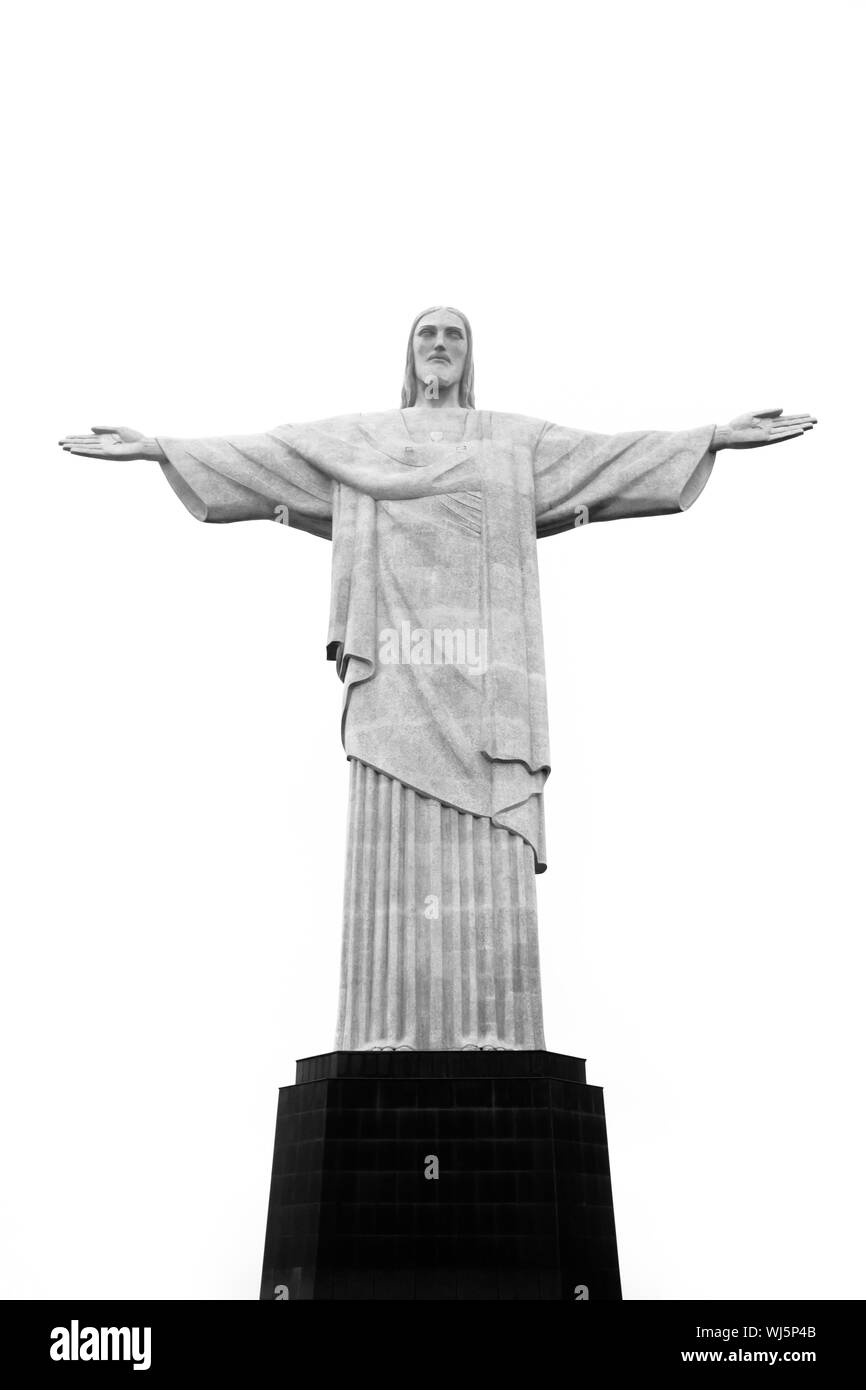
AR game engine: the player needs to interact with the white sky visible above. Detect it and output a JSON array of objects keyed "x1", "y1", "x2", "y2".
[{"x1": 3, "y1": 0, "x2": 864, "y2": 1300}]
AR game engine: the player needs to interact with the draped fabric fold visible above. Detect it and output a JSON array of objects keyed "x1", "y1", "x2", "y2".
[
  {"x1": 335, "y1": 759, "x2": 545, "y2": 1051},
  {"x1": 157, "y1": 409, "x2": 715, "y2": 875}
]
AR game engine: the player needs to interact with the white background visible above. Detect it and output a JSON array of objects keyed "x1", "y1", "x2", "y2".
[{"x1": 3, "y1": 0, "x2": 863, "y2": 1300}]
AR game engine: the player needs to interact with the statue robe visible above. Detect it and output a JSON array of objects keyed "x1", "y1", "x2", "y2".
[{"x1": 157, "y1": 407, "x2": 715, "y2": 1049}]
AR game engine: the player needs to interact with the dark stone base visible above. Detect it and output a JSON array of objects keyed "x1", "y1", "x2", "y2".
[{"x1": 259, "y1": 1050, "x2": 622, "y2": 1300}]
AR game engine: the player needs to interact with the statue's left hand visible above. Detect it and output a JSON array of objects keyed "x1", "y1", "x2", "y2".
[{"x1": 712, "y1": 408, "x2": 818, "y2": 450}]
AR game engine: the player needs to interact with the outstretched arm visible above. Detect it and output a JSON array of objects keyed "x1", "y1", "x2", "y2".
[
  {"x1": 60, "y1": 418, "x2": 486, "y2": 520},
  {"x1": 533, "y1": 419, "x2": 717, "y2": 536},
  {"x1": 59, "y1": 424, "x2": 334, "y2": 537},
  {"x1": 533, "y1": 406, "x2": 818, "y2": 537}
]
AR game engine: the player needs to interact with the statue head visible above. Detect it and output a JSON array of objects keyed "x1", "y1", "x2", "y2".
[{"x1": 401, "y1": 306, "x2": 475, "y2": 408}]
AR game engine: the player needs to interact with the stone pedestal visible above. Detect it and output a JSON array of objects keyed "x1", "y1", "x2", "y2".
[{"x1": 259, "y1": 1050, "x2": 622, "y2": 1300}]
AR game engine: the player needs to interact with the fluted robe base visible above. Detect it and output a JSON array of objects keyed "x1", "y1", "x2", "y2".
[{"x1": 335, "y1": 760, "x2": 546, "y2": 1051}]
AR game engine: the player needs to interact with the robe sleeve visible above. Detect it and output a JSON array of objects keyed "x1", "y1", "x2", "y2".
[
  {"x1": 533, "y1": 420, "x2": 717, "y2": 537},
  {"x1": 155, "y1": 427, "x2": 334, "y2": 539}
]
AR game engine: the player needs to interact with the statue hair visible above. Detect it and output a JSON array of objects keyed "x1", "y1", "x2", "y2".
[{"x1": 401, "y1": 306, "x2": 475, "y2": 408}]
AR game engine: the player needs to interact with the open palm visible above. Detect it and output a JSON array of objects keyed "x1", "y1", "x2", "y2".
[
  {"x1": 59, "y1": 426, "x2": 150, "y2": 459},
  {"x1": 722, "y1": 408, "x2": 817, "y2": 448}
]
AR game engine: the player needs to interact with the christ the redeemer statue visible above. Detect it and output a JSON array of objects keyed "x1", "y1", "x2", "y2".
[{"x1": 61, "y1": 308, "x2": 816, "y2": 1054}]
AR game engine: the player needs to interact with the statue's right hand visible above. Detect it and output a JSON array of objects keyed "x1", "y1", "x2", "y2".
[{"x1": 58, "y1": 425, "x2": 160, "y2": 460}]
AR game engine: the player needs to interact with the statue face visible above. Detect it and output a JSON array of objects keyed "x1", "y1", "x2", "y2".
[{"x1": 412, "y1": 310, "x2": 468, "y2": 399}]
